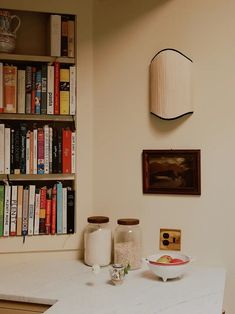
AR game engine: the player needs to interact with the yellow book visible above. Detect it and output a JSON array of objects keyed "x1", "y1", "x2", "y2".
[{"x1": 60, "y1": 68, "x2": 70, "y2": 115}]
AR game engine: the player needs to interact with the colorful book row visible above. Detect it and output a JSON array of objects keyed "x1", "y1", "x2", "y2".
[
  {"x1": 0, "y1": 123, "x2": 76, "y2": 175},
  {"x1": 0, "y1": 63, "x2": 76, "y2": 115},
  {"x1": 0, "y1": 183, "x2": 75, "y2": 237}
]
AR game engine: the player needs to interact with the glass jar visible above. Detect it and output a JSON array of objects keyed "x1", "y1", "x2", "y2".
[
  {"x1": 84, "y1": 216, "x2": 112, "y2": 267},
  {"x1": 114, "y1": 218, "x2": 142, "y2": 270}
]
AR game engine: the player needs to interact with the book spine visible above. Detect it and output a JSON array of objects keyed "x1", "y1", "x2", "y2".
[
  {"x1": 67, "y1": 189, "x2": 75, "y2": 234},
  {"x1": 34, "y1": 188, "x2": 40, "y2": 235},
  {"x1": 17, "y1": 69, "x2": 26, "y2": 114},
  {"x1": 61, "y1": 16, "x2": 68, "y2": 57},
  {"x1": 14, "y1": 127, "x2": 21, "y2": 174},
  {"x1": 44, "y1": 125, "x2": 49, "y2": 174},
  {"x1": 37, "y1": 127, "x2": 44, "y2": 174},
  {"x1": 31, "y1": 66, "x2": 36, "y2": 114},
  {"x1": 45, "y1": 188, "x2": 52, "y2": 234},
  {"x1": 28, "y1": 185, "x2": 36, "y2": 235},
  {"x1": 10, "y1": 185, "x2": 17, "y2": 236},
  {"x1": 47, "y1": 65, "x2": 54, "y2": 114},
  {"x1": 16, "y1": 185, "x2": 23, "y2": 236},
  {"x1": 0, "y1": 185, "x2": 4, "y2": 236},
  {"x1": 4, "y1": 127, "x2": 10, "y2": 174},
  {"x1": 3, "y1": 65, "x2": 17, "y2": 113},
  {"x1": 56, "y1": 182, "x2": 63, "y2": 234},
  {"x1": 57, "y1": 128, "x2": 62, "y2": 173},
  {"x1": 0, "y1": 62, "x2": 3, "y2": 113},
  {"x1": 35, "y1": 70, "x2": 42, "y2": 114},
  {"x1": 20, "y1": 124, "x2": 27, "y2": 174},
  {"x1": 49, "y1": 127, "x2": 53, "y2": 174},
  {"x1": 62, "y1": 128, "x2": 72, "y2": 174},
  {"x1": 62, "y1": 187, "x2": 67, "y2": 234},
  {"x1": 25, "y1": 66, "x2": 32, "y2": 114},
  {"x1": 0, "y1": 124, "x2": 4, "y2": 174},
  {"x1": 29, "y1": 130, "x2": 34, "y2": 174},
  {"x1": 10, "y1": 128, "x2": 15, "y2": 174},
  {"x1": 60, "y1": 68, "x2": 70, "y2": 115},
  {"x1": 26, "y1": 130, "x2": 30, "y2": 174},
  {"x1": 50, "y1": 14, "x2": 61, "y2": 57},
  {"x1": 51, "y1": 184, "x2": 57, "y2": 235},
  {"x1": 52, "y1": 127, "x2": 58, "y2": 173},
  {"x1": 71, "y1": 131, "x2": 76, "y2": 174},
  {"x1": 41, "y1": 64, "x2": 47, "y2": 114},
  {"x1": 68, "y1": 19, "x2": 75, "y2": 58},
  {"x1": 3, "y1": 185, "x2": 11, "y2": 237},
  {"x1": 22, "y1": 187, "x2": 29, "y2": 237},
  {"x1": 39, "y1": 186, "x2": 47, "y2": 234},
  {"x1": 69, "y1": 65, "x2": 76, "y2": 115},
  {"x1": 33, "y1": 128, "x2": 38, "y2": 174},
  {"x1": 54, "y1": 62, "x2": 60, "y2": 115}
]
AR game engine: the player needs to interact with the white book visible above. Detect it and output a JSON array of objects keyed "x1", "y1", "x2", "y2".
[
  {"x1": 28, "y1": 185, "x2": 35, "y2": 235},
  {"x1": 62, "y1": 187, "x2": 67, "y2": 234},
  {"x1": 10, "y1": 185, "x2": 17, "y2": 236},
  {"x1": 0, "y1": 63, "x2": 3, "y2": 113},
  {"x1": 16, "y1": 185, "x2": 23, "y2": 236},
  {"x1": 34, "y1": 189, "x2": 40, "y2": 235},
  {"x1": 49, "y1": 127, "x2": 53, "y2": 174},
  {"x1": 50, "y1": 14, "x2": 61, "y2": 57},
  {"x1": 33, "y1": 128, "x2": 38, "y2": 174},
  {"x1": 43, "y1": 125, "x2": 49, "y2": 174},
  {"x1": 71, "y1": 131, "x2": 76, "y2": 174},
  {"x1": 0, "y1": 124, "x2": 4, "y2": 174},
  {"x1": 47, "y1": 65, "x2": 54, "y2": 114},
  {"x1": 22, "y1": 188, "x2": 29, "y2": 236},
  {"x1": 4, "y1": 127, "x2": 10, "y2": 174},
  {"x1": 17, "y1": 69, "x2": 26, "y2": 113},
  {"x1": 3, "y1": 185, "x2": 11, "y2": 236},
  {"x1": 69, "y1": 66, "x2": 76, "y2": 115},
  {"x1": 26, "y1": 130, "x2": 30, "y2": 174}
]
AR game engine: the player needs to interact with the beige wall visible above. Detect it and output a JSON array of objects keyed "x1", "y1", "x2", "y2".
[{"x1": 93, "y1": 0, "x2": 233, "y2": 311}]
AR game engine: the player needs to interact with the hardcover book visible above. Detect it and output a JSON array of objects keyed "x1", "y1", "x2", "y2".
[
  {"x1": 10, "y1": 128, "x2": 15, "y2": 174},
  {"x1": 54, "y1": 62, "x2": 60, "y2": 115},
  {"x1": 4, "y1": 127, "x2": 10, "y2": 174},
  {"x1": 62, "y1": 187, "x2": 67, "y2": 234},
  {"x1": 47, "y1": 65, "x2": 54, "y2": 114},
  {"x1": 35, "y1": 70, "x2": 42, "y2": 114},
  {"x1": 39, "y1": 186, "x2": 47, "y2": 234},
  {"x1": 37, "y1": 127, "x2": 44, "y2": 174},
  {"x1": 68, "y1": 19, "x2": 75, "y2": 58},
  {"x1": 0, "y1": 63, "x2": 3, "y2": 113},
  {"x1": 69, "y1": 66, "x2": 76, "y2": 115},
  {"x1": 0, "y1": 185, "x2": 4, "y2": 236},
  {"x1": 22, "y1": 187, "x2": 29, "y2": 237},
  {"x1": 14, "y1": 127, "x2": 21, "y2": 174},
  {"x1": 41, "y1": 64, "x2": 47, "y2": 114},
  {"x1": 10, "y1": 185, "x2": 17, "y2": 236},
  {"x1": 51, "y1": 184, "x2": 57, "y2": 235},
  {"x1": 25, "y1": 66, "x2": 32, "y2": 114},
  {"x1": 28, "y1": 185, "x2": 36, "y2": 235},
  {"x1": 50, "y1": 14, "x2": 61, "y2": 57},
  {"x1": 20, "y1": 124, "x2": 27, "y2": 174},
  {"x1": 17, "y1": 69, "x2": 26, "y2": 114},
  {"x1": 34, "y1": 188, "x2": 40, "y2": 235},
  {"x1": 16, "y1": 185, "x2": 23, "y2": 236},
  {"x1": 60, "y1": 68, "x2": 70, "y2": 115},
  {"x1": 62, "y1": 128, "x2": 72, "y2": 174},
  {"x1": 67, "y1": 189, "x2": 75, "y2": 234},
  {"x1": 3, "y1": 185, "x2": 11, "y2": 237},
  {"x1": 3, "y1": 65, "x2": 17, "y2": 113},
  {"x1": 45, "y1": 188, "x2": 52, "y2": 235},
  {"x1": 31, "y1": 67, "x2": 36, "y2": 114},
  {"x1": 56, "y1": 182, "x2": 63, "y2": 234},
  {"x1": 61, "y1": 15, "x2": 69, "y2": 57},
  {"x1": 0, "y1": 124, "x2": 4, "y2": 174}
]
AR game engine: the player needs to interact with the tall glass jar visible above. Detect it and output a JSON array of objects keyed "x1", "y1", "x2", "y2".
[
  {"x1": 114, "y1": 218, "x2": 142, "y2": 270},
  {"x1": 84, "y1": 216, "x2": 112, "y2": 267}
]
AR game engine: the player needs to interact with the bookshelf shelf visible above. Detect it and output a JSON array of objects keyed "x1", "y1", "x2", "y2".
[
  {"x1": 0, "y1": 52, "x2": 75, "y2": 64},
  {"x1": 0, "y1": 174, "x2": 75, "y2": 181},
  {"x1": 0, "y1": 113, "x2": 75, "y2": 122}
]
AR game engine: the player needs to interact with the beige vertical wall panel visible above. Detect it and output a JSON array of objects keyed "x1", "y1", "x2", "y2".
[{"x1": 150, "y1": 49, "x2": 193, "y2": 120}]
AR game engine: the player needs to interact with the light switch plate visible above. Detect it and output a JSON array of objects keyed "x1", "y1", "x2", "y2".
[{"x1": 159, "y1": 228, "x2": 181, "y2": 251}]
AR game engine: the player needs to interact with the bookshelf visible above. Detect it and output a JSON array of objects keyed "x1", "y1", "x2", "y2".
[{"x1": 0, "y1": 8, "x2": 77, "y2": 246}]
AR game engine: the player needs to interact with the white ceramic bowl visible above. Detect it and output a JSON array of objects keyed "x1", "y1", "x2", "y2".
[{"x1": 145, "y1": 252, "x2": 191, "y2": 282}]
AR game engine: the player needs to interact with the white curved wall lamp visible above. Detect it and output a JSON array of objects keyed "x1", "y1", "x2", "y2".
[{"x1": 150, "y1": 48, "x2": 193, "y2": 120}]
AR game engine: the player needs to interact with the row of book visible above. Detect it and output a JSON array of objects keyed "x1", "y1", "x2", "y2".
[
  {"x1": 50, "y1": 14, "x2": 75, "y2": 58},
  {"x1": 0, "y1": 123, "x2": 76, "y2": 175},
  {"x1": 0, "y1": 183, "x2": 75, "y2": 237},
  {"x1": 0, "y1": 63, "x2": 76, "y2": 115}
]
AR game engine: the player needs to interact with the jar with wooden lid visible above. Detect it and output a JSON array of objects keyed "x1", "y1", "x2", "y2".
[
  {"x1": 84, "y1": 216, "x2": 112, "y2": 267},
  {"x1": 114, "y1": 218, "x2": 142, "y2": 270}
]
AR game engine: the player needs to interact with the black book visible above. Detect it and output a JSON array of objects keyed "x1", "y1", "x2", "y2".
[
  {"x1": 10, "y1": 128, "x2": 15, "y2": 174},
  {"x1": 20, "y1": 124, "x2": 27, "y2": 174},
  {"x1": 41, "y1": 64, "x2": 47, "y2": 114},
  {"x1": 67, "y1": 189, "x2": 75, "y2": 234},
  {"x1": 57, "y1": 127, "x2": 62, "y2": 173},
  {"x1": 52, "y1": 127, "x2": 58, "y2": 173},
  {"x1": 61, "y1": 15, "x2": 70, "y2": 57},
  {"x1": 14, "y1": 127, "x2": 21, "y2": 174}
]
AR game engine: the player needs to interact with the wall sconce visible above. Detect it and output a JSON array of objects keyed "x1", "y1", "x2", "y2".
[{"x1": 150, "y1": 48, "x2": 193, "y2": 120}]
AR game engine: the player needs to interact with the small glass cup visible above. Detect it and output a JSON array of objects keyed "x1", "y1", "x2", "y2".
[{"x1": 109, "y1": 264, "x2": 125, "y2": 285}]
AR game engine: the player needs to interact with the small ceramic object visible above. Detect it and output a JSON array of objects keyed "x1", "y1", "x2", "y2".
[
  {"x1": 109, "y1": 264, "x2": 125, "y2": 285},
  {"x1": 0, "y1": 10, "x2": 21, "y2": 53}
]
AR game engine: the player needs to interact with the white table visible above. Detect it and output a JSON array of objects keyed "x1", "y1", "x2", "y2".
[{"x1": 0, "y1": 259, "x2": 225, "y2": 314}]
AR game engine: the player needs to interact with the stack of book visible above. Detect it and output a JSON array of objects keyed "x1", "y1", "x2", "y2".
[
  {"x1": 0, "y1": 63, "x2": 76, "y2": 115},
  {"x1": 0, "y1": 183, "x2": 75, "y2": 237},
  {"x1": 0, "y1": 123, "x2": 76, "y2": 175}
]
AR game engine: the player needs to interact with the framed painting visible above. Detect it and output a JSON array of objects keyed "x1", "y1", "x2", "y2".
[{"x1": 142, "y1": 149, "x2": 201, "y2": 195}]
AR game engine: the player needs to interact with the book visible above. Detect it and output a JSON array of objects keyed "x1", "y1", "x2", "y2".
[
  {"x1": 68, "y1": 19, "x2": 75, "y2": 58},
  {"x1": 56, "y1": 182, "x2": 63, "y2": 234},
  {"x1": 47, "y1": 64, "x2": 54, "y2": 114},
  {"x1": 28, "y1": 185, "x2": 36, "y2": 235},
  {"x1": 10, "y1": 185, "x2": 17, "y2": 236},
  {"x1": 45, "y1": 188, "x2": 52, "y2": 234},
  {"x1": 51, "y1": 184, "x2": 57, "y2": 235},
  {"x1": 61, "y1": 15, "x2": 69, "y2": 57},
  {"x1": 0, "y1": 124, "x2": 4, "y2": 174},
  {"x1": 39, "y1": 186, "x2": 47, "y2": 234},
  {"x1": 37, "y1": 127, "x2": 44, "y2": 174},
  {"x1": 50, "y1": 14, "x2": 61, "y2": 57},
  {"x1": 29, "y1": 130, "x2": 34, "y2": 174},
  {"x1": 41, "y1": 64, "x2": 47, "y2": 114},
  {"x1": 4, "y1": 127, "x2": 10, "y2": 174},
  {"x1": 69, "y1": 65, "x2": 76, "y2": 115},
  {"x1": 34, "y1": 188, "x2": 40, "y2": 235},
  {"x1": 35, "y1": 70, "x2": 42, "y2": 114},
  {"x1": 17, "y1": 69, "x2": 26, "y2": 113},
  {"x1": 62, "y1": 187, "x2": 67, "y2": 234},
  {"x1": 49, "y1": 127, "x2": 53, "y2": 174},
  {"x1": 62, "y1": 128, "x2": 72, "y2": 174},
  {"x1": 22, "y1": 187, "x2": 29, "y2": 237},
  {"x1": 25, "y1": 66, "x2": 32, "y2": 114},
  {"x1": 52, "y1": 127, "x2": 58, "y2": 173},
  {"x1": 33, "y1": 128, "x2": 38, "y2": 174},
  {"x1": 20, "y1": 124, "x2": 27, "y2": 174},
  {"x1": 10, "y1": 128, "x2": 15, "y2": 174},
  {"x1": 60, "y1": 68, "x2": 70, "y2": 114},
  {"x1": 3, "y1": 65, "x2": 17, "y2": 113},
  {"x1": 43, "y1": 125, "x2": 49, "y2": 174},
  {"x1": 54, "y1": 62, "x2": 60, "y2": 115},
  {"x1": 14, "y1": 127, "x2": 21, "y2": 174},
  {"x1": 3, "y1": 185, "x2": 11, "y2": 237},
  {"x1": 26, "y1": 129, "x2": 30, "y2": 174},
  {"x1": 67, "y1": 189, "x2": 75, "y2": 234},
  {"x1": 16, "y1": 185, "x2": 23, "y2": 236},
  {"x1": 58, "y1": 128, "x2": 62, "y2": 173},
  {"x1": 0, "y1": 62, "x2": 3, "y2": 113},
  {"x1": 0, "y1": 185, "x2": 4, "y2": 236},
  {"x1": 31, "y1": 66, "x2": 36, "y2": 114},
  {"x1": 71, "y1": 131, "x2": 76, "y2": 174}
]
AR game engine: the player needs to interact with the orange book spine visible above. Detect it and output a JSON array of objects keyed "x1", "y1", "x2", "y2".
[
  {"x1": 54, "y1": 62, "x2": 60, "y2": 115},
  {"x1": 45, "y1": 191, "x2": 52, "y2": 235},
  {"x1": 51, "y1": 184, "x2": 57, "y2": 235},
  {"x1": 3, "y1": 65, "x2": 17, "y2": 113},
  {"x1": 39, "y1": 186, "x2": 47, "y2": 234}
]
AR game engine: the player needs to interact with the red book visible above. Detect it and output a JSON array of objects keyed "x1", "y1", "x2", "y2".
[
  {"x1": 54, "y1": 62, "x2": 60, "y2": 115},
  {"x1": 37, "y1": 128, "x2": 44, "y2": 174},
  {"x1": 62, "y1": 128, "x2": 72, "y2": 173},
  {"x1": 39, "y1": 186, "x2": 47, "y2": 234},
  {"x1": 51, "y1": 184, "x2": 57, "y2": 235},
  {"x1": 45, "y1": 188, "x2": 52, "y2": 235}
]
